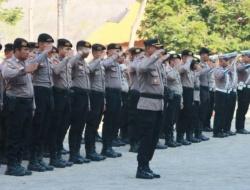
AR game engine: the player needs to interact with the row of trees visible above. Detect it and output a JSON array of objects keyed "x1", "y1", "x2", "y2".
[{"x1": 138, "y1": 0, "x2": 250, "y2": 53}]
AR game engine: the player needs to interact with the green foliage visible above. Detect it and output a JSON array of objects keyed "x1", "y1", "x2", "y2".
[
  {"x1": 0, "y1": 0, "x2": 22, "y2": 25},
  {"x1": 138, "y1": 0, "x2": 250, "y2": 53}
]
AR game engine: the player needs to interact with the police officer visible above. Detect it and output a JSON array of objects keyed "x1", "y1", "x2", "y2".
[
  {"x1": 117, "y1": 53, "x2": 130, "y2": 145},
  {"x1": 4, "y1": 43, "x2": 14, "y2": 59},
  {"x1": 190, "y1": 58, "x2": 209, "y2": 141},
  {"x1": 199, "y1": 48, "x2": 214, "y2": 133},
  {"x1": 235, "y1": 50, "x2": 250, "y2": 134},
  {"x1": 224, "y1": 53, "x2": 238, "y2": 136},
  {"x1": 163, "y1": 54, "x2": 182, "y2": 147},
  {"x1": 49, "y1": 38, "x2": 74, "y2": 168},
  {"x1": 213, "y1": 52, "x2": 237, "y2": 138},
  {"x1": 176, "y1": 50, "x2": 196, "y2": 145},
  {"x1": 28, "y1": 33, "x2": 55, "y2": 172},
  {"x1": 101, "y1": 43, "x2": 123, "y2": 158},
  {"x1": 127, "y1": 47, "x2": 144, "y2": 153},
  {"x1": 204, "y1": 56, "x2": 216, "y2": 132},
  {"x1": 85, "y1": 43, "x2": 106, "y2": 161},
  {"x1": 68, "y1": 40, "x2": 93, "y2": 164},
  {"x1": 136, "y1": 39, "x2": 166, "y2": 179},
  {"x1": 2, "y1": 38, "x2": 38, "y2": 176}
]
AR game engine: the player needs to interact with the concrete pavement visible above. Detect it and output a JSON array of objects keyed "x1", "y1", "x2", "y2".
[{"x1": 0, "y1": 114, "x2": 250, "y2": 190}]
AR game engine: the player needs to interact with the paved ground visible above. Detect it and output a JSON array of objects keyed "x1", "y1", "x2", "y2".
[{"x1": 0, "y1": 112, "x2": 250, "y2": 190}]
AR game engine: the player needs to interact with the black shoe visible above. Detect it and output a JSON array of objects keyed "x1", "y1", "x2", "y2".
[
  {"x1": 60, "y1": 159, "x2": 74, "y2": 167},
  {"x1": 165, "y1": 140, "x2": 177, "y2": 148},
  {"x1": 101, "y1": 148, "x2": 122, "y2": 158},
  {"x1": 174, "y1": 141, "x2": 182, "y2": 147},
  {"x1": 86, "y1": 152, "x2": 106, "y2": 161},
  {"x1": 95, "y1": 134, "x2": 102, "y2": 142},
  {"x1": 145, "y1": 166, "x2": 161, "y2": 178},
  {"x1": 112, "y1": 139, "x2": 126, "y2": 147},
  {"x1": 77, "y1": 154, "x2": 91, "y2": 163},
  {"x1": 226, "y1": 131, "x2": 236, "y2": 136},
  {"x1": 156, "y1": 142, "x2": 168, "y2": 149},
  {"x1": 136, "y1": 167, "x2": 154, "y2": 179},
  {"x1": 69, "y1": 155, "x2": 84, "y2": 164},
  {"x1": 196, "y1": 134, "x2": 210, "y2": 141},
  {"x1": 213, "y1": 132, "x2": 227, "y2": 138},
  {"x1": 177, "y1": 139, "x2": 192, "y2": 146},
  {"x1": 120, "y1": 138, "x2": 129, "y2": 145},
  {"x1": 236, "y1": 129, "x2": 250, "y2": 134},
  {"x1": 6, "y1": 164, "x2": 32, "y2": 176},
  {"x1": 49, "y1": 159, "x2": 66, "y2": 168},
  {"x1": 38, "y1": 160, "x2": 54, "y2": 171},
  {"x1": 61, "y1": 148, "x2": 69, "y2": 155},
  {"x1": 203, "y1": 127, "x2": 213, "y2": 132},
  {"x1": 187, "y1": 137, "x2": 201, "y2": 143},
  {"x1": 28, "y1": 161, "x2": 46, "y2": 172}
]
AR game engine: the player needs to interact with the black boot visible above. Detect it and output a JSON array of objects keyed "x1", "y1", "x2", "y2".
[
  {"x1": 136, "y1": 166, "x2": 154, "y2": 179},
  {"x1": 213, "y1": 132, "x2": 227, "y2": 138},
  {"x1": 165, "y1": 138, "x2": 178, "y2": 148},
  {"x1": 49, "y1": 152, "x2": 66, "y2": 168},
  {"x1": 28, "y1": 154, "x2": 46, "y2": 172},
  {"x1": 37, "y1": 153, "x2": 54, "y2": 171},
  {"x1": 195, "y1": 133, "x2": 210, "y2": 141},
  {"x1": 186, "y1": 132, "x2": 201, "y2": 143},
  {"x1": 177, "y1": 133, "x2": 191, "y2": 146},
  {"x1": 86, "y1": 151, "x2": 106, "y2": 161},
  {"x1": 236, "y1": 129, "x2": 250, "y2": 134},
  {"x1": 49, "y1": 158, "x2": 66, "y2": 168},
  {"x1": 101, "y1": 147, "x2": 122, "y2": 158},
  {"x1": 58, "y1": 153, "x2": 74, "y2": 167},
  {"x1": 6, "y1": 163, "x2": 32, "y2": 176},
  {"x1": 145, "y1": 165, "x2": 161, "y2": 178},
  {"x1": 112, "y1": 138, "x2": 126, "y2": 147}
]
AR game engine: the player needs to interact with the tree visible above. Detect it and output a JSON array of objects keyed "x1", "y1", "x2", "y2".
[
  {"x1": 138, "y1": 0, "x2": 250, "y2": 53},
  {"x1": 0, "y1": 0, "x2": 22, "y2": 25}
]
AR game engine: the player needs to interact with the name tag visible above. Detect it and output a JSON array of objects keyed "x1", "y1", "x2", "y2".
[{"x1": 152, "y1": 78, "x2": 160, "y2": 85}]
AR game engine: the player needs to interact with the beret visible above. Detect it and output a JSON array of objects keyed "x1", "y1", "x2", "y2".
[
  {"x1": 107, "y1": 43, "x2": 122, "y2": 50},
  {"x1": 76, "y1": 40, "x2": 92, "y2": 49},
  {"x1": 57, "y1": 38, "x2": 73, "y2": 48},
  {"x1": 92, "y1": 43, "x2": 106, "y2": 51},
  {"x1": 13, "y1": 38, "x2": 29, "y2": 49},
  {"x1": 38, "y1": 33, "x2": 54, "y2": 43}
]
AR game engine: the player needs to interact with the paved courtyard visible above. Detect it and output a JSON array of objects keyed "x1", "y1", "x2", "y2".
[{"x1": 0, "y1": 112, "x2": 250, "y2": 190}]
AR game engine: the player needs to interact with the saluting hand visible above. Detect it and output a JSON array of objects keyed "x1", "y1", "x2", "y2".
[{"x1": 25, "y1": 63, "x2": 39, "y2": 73}]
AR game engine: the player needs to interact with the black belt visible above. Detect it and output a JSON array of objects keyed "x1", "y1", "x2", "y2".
[
  {"x1": 90, "y1": 90, "x2": 105, "y2": 96},
  {"x1": 106, "y1": 87, "x2": 121, "y2": 93},
  {"x1": 140, "y1": 93, "x2": 163, "y2": 99},
  {"x1": 194, "y1": 87, "x2": 200, "y2": 91},
  {"x1": 7, "y1": 96, "x2": 33, "y2": 103},
  {"x1": 53, "y1": 87, "x2": 72, "y2": 95},
  {"x1": 71, "y1": 87, "x2": 90, "y2": 95},
  {"x1": 200, "y1": 86, "x2": 209, "y2": 90}
]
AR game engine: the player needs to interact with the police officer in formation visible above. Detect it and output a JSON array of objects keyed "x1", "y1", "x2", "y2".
[{"x1": 0, "y1": 34, "x2": 249, "y2": 179}]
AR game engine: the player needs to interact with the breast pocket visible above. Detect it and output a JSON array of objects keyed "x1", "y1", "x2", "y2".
[
  {"x1": 15, "y1": 76, "x2": 27, "y2": 85},
  {"x1": 110, "y1": 67, "x2": 118, "y2": 78},
  {"x1": 150, "y1": 71, "x2": 160, "y2": 85}
]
